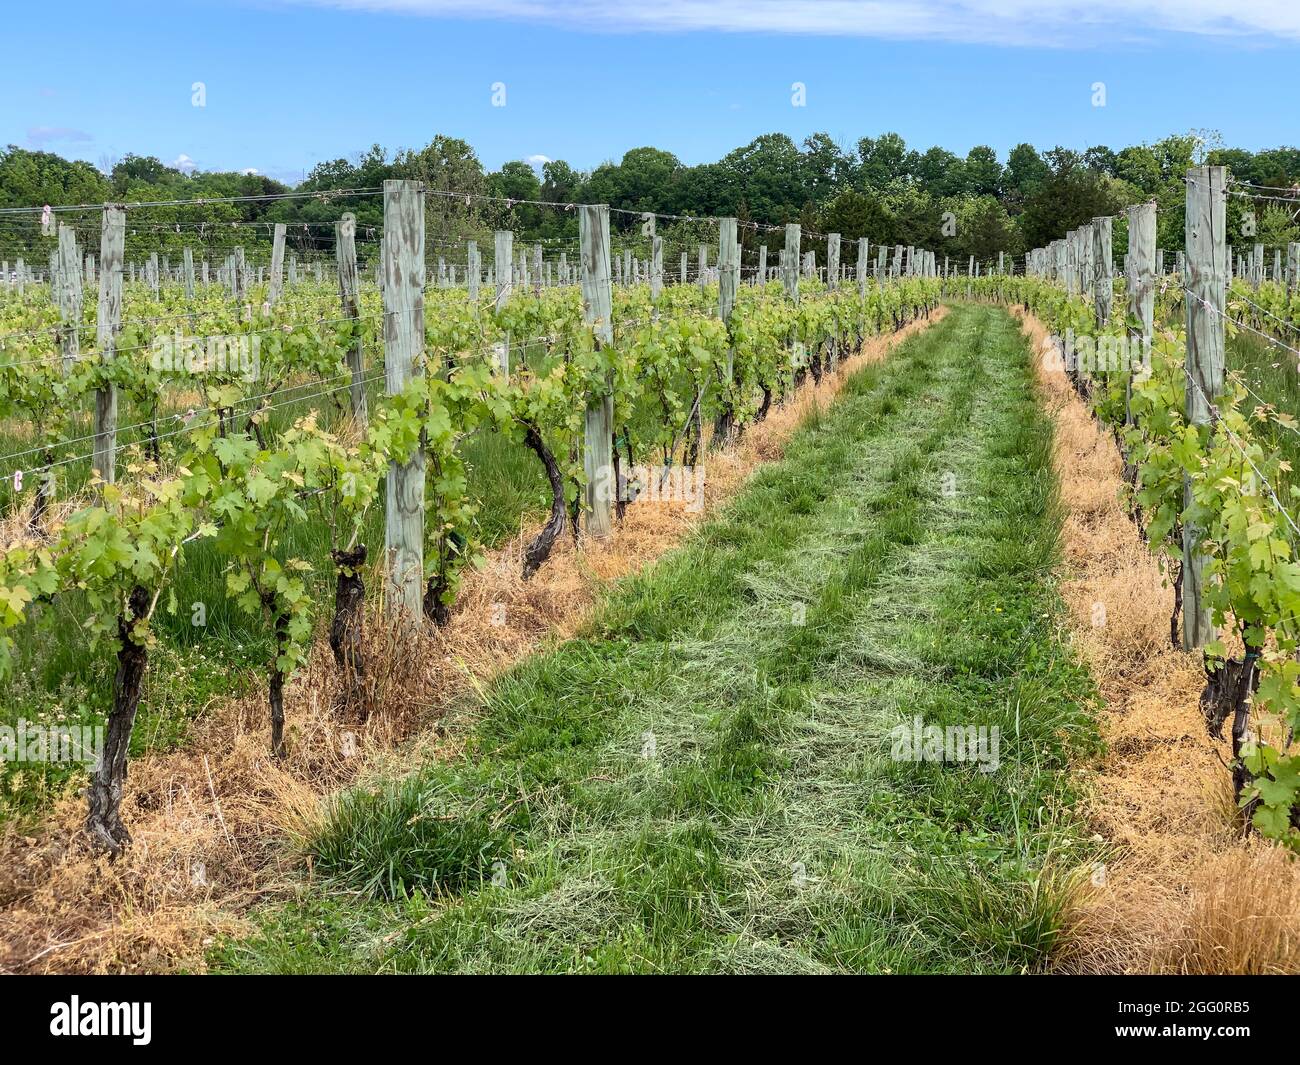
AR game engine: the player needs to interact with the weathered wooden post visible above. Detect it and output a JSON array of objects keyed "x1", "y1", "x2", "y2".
[
  {"x1": 494, "y1": 231, "x2": 513, "y2": 313},
  {"x1": 714, "y1": 217, "x2": 740, "y2": 444},
  {"x1": 1125, "y1": 202, "x2": 1156, "y2": 429},
  {"x1": 783, "y1": 224, "x2": 800, "y2": 302},
  {"x1": 580, "y1": 205, "x2": 615, "y2": 539},
  {"x1": 182, "y1": 246, "x2": 195, "y2": 299},
  {"x1": 268, "y1": 223, "x2": 287, "y2": 307},
  {"x1": 382, "y1": 180, "x2": 426, "y2": 620},
  {"x1": 466, "y1": 239, "x2": 480, "y2": 302},
  {"x1": 336, "y1": 212, "x2": 366, "y2": 426},
  {"x1": 56, "y1": 225, "x2": 82, "y2": 376},
  {"x1": 757, "y1": 244, "x2": 767, "y2": 286},
  {"x1": 649, "y1": 216, "x2": 663, "y2": 302},
  {"x1": 1092, "y1": 216, "x2": 1113, "y2": 328},
  {"x1": 826, "y1": 233, "x2": 840, "y2": 290},
  {"x1": 494, "y1": 231, "x2": 513, "y2": 375},
  {"x1": 1182, "y1": 165, "x2": 1226, "y2": 650},
  {"x1": 93, "y1": 206, "x2": 125, "y2": 486}
]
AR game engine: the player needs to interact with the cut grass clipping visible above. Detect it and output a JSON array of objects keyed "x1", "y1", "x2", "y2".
[{"x1": 216, "y1": 304, "x2": 1102, "y2": 974}]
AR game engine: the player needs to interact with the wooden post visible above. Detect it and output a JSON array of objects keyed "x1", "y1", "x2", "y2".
[
  {"x1": 533, "y1": 243, "x2": 543, "y2": 298},
  {"x1": 1092, "y1": 216, "x2": 1113, "y2": 328},
  {"x1": 680, "y1": 251, "x2": 688, "y2": 285},
  {"x1": 1182, "y1": 166, "x2": 1226, "y2": 650},
  {"x1": 856, "y1": 238, "x2": 868, "y2": 298},
  {"x1": 467, "y1": 239, "x2": 480, "y2": 301},
  {"x1": 56, "y1": 224, "x2": 82, "y2": 376},
  {"x1": 716, "y1": 217, "x2": 740, "y2": 442},
  {"x1": 580, "y1": 205, "x2": 614, "y2": 539},
  {"x1": 783, "y1": 224, "x2": 800, "y2": 302},
  {"x1": 1288, "y1": 242, "x2": 1300, "y2": 306},
  {"x1": 651, "y1": 235, "x2": 663, "y2": 303},
  {"x1": 698, "y1": 244, "x2": 707, "y2": 289},
  {"x1": 268, "y1": 223, "x2": 287, "y2": 307},
  {"x1": 494, "y1": 231, "x2": 513, "y2": 313},
  {"x1": 826, "y1": 233, "x2": 840, "y2": 290},
  {"x1": 757, "y1": 244, "x2": 767, "y2": 286},
  {"x1": 183, "y1": 246, "x2": 195, "y2": 299},
  {"x1": 93, "y1": 206, "x2": 124, "y2": 486},
  {"x1": 336, "y1": 212, "x2": 366, "y2": 426},
  {"x1": 1125, "y1": 202, "x2": 1156, "y2": 428},
  {"x1": 382, "y1": 180, "x2": 426, "y2": 620}
]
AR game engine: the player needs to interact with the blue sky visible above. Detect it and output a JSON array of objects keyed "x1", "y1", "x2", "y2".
[{"x1": 4, "y1": 0, "x2": 1298, "y2": 184}]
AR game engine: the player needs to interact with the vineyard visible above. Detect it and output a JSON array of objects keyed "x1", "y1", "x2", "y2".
[{"x1": 1, "y1": 165, "x2": 1299, "y2": 977}]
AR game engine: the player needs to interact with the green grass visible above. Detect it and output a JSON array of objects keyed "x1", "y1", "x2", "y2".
[
  {"x1": 0, "y1": 353, "x2": 548, "y2": 826},
  {"x1": 212, "y1": 303, "x2": 1102, "y2": 975}
]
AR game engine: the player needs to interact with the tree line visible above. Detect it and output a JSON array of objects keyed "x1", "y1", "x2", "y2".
[{"x1": 2, "y1": 131, "x2": 1297, "y2": 270}]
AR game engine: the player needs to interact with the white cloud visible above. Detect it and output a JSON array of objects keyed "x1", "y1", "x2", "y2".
[
  {"x1": 173, "y1": 153, "x2": 197, "y2": 173},
  {"x1": 525, "y1": 154, "x2": 552, "y2": 168},
  {"x1": 274, "y1": 0, "x2": 1300, "y2": 46},
  {"x1": 240, "y1": 167, "x2": 260, "y2": 175}
]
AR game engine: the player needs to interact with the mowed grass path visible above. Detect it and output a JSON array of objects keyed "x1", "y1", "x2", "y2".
[{"x1": 217, "y1": 304, "x2": 1101, "y2": 974}]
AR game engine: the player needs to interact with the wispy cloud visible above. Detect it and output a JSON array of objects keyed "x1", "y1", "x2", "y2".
[
  {"x1": 525, "y1": 154, "x2": 552, "y2": 168},
  {"x1": 173, "y1": 153, "x2": 198, "y2": 173},
  {"x1": 26, "y1": 126, "x2": 92, "y2": 146},
  {"x1": 276, "y1": 0, "x2": 1300, "y2": 46}
]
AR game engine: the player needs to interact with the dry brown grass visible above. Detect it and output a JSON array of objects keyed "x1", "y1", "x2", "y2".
[
  {"x1": 0, "y1": 309, "x2": 945, "y2": 974},
  {"x1": 1019, "y1": 309, "x2": 1300, "y2": 975}
]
